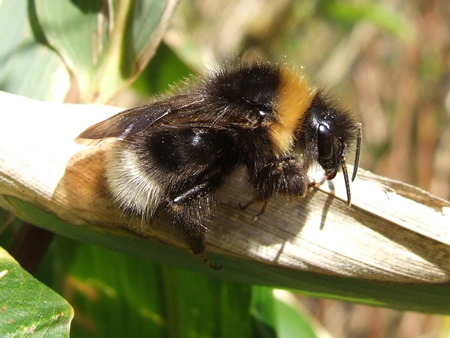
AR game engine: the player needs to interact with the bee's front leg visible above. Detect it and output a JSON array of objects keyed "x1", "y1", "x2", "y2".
[{"x1": 251, "y1": 158, "x2": 309, "y2": 200}]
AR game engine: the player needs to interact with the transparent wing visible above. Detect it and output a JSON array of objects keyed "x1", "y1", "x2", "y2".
[{"x1": 77, "y1": 102, "x2": 172, "y2": 141}]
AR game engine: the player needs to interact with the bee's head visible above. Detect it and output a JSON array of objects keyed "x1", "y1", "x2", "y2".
[{"x1": 297, "y1": 92, "x2": 361, "y2": 205}]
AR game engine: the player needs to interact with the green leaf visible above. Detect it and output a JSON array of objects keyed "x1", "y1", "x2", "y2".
[
  {"x1": 323, "y1": 1, "x2": 414, "y2": 41},
  {"x1": 35, "y1": 0, "x2": 178, "y2": 103},
  {"x1": 133, "y1": 43, "x2": 192, "y2": 95},
  {"x1": 251, "y1": 287, "x2": 277, "y2": 338},
  {"x1": 42, "y1": 239, "x2": 254, "y2": 338},
  {"x1": 273, "y1": 293, "x2": 317, "y2": 338},
  {"x1": 0, "y1": 247, "x2": 73, "y2": 337},
  {"x1": 0, "y1": 0, "x2": 70, "y2": 101},
  {"x1": 7, "y1": 196, "x2": 450, "y2": 315},
  {"x1": 161, "y1": 266, "x2": 253, "y2": 337}
]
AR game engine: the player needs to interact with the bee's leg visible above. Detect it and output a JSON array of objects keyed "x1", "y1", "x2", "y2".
[
  {"x1": 251, "y1": 158, "x2": 309, "y2": 200},
  {"x1": 239, "y1": 199, "x2": 267, "y2": 216},
  {"x1": 165, "y1": 181, "x2": 222, "y2": 270}
]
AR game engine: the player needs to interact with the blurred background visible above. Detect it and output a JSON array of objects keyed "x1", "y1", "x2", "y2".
[{"x1": 128, "y1": 0, "x2": 449, "y2": 337}]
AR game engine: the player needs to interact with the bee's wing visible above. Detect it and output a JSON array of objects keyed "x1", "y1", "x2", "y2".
[
  {"x1": 77, "y1": 102, "x2": 172, "y2": 141},
  {"x1": 77, "y1": 92, "x2": 259, "y2": 144}
]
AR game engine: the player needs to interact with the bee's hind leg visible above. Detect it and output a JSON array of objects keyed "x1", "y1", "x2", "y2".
[{"x1": 165, "y1": 181, "x2": 222, "y2": 270}]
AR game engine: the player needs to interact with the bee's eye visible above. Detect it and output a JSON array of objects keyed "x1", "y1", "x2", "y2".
[{"x1": 318, "y1": 124, "x2": 333, "y2": 160}]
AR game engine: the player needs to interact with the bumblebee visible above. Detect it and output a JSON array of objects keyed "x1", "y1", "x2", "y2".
[{"x1": 78, "y1": 61, "x2": 361, "y2": 264}]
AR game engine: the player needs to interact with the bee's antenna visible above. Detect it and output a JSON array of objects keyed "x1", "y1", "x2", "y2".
[
  {"x1": 341, "y1": 159, "x2": 351, "y2": 206},
  {"x1": 352, "y1": 123, "x2": 362, "y2": 182}
]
